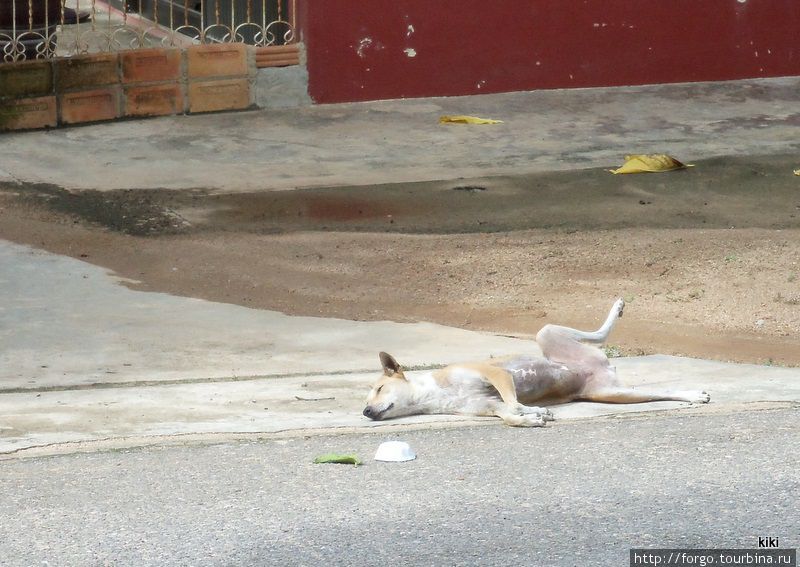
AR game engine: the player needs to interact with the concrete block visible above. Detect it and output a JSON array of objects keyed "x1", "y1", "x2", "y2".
[
  {"x1": 255, "y1": 66, "x2": 311, "y2": 109},
  {"x1": 124, "y1": 84, "x2": 184, "y2": 117},
  {"x1": 187, "y1": 78, "x2": 251, "y2": 113},
  {"x1": 0, "y1": 59, "x2": 54, "y2": 99},
  {"x1": 121, "y1": 48, "x2": 182, "y2": 84},
  {"x1": 186, "y1": 44, "x2": 248, "y2": 79},
  {"x1": 0, "y1": 95, "x2": 57, "y2": 130},
  {"x1": 55, "y1": 53, "x2": 119, "y2": 92},
  {"x1": 59, "y1": 87, "x2": 121, "y2": 124}
]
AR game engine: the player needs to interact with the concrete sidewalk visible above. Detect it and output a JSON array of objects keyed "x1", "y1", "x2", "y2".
[
  {"x1": 1, "y1": 77, "x2": 800, "y2": 193},
  {"x1": 2, "y1": 240, "x2": 799, "y2": 458}
]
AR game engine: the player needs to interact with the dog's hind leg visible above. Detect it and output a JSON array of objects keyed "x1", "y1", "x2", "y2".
[
  {"x1": 538, "y1": 298, "x2": 625, "y2": 346},
  {"x1": 578, "y1": 386, "x2": 710, "y2": 404},
  {"x1": 535, "y1": 299, "x2": 710, "y2": 407},
  {"x1": 536, "y1": 298, "x2": 625, "y2": 369},
  {"x1": 535, "y1": 299, "x2": 624, "y2": 391}
]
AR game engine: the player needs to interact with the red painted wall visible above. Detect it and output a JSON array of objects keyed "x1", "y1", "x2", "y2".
[{"x1": 296, "y1": 0, "x2": 800, "y2": 104}]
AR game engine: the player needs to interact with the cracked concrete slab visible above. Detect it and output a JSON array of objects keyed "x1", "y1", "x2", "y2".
[{"x1": 2, "y1": 356, "x2": 798, "y2": 456}]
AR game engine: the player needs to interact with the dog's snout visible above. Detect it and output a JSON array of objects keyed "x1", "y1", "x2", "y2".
[{"x1": 363, "y1": 403, "x2": 393, "y2": 420}]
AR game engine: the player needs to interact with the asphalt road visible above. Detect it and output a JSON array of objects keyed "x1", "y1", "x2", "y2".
[{"x1": 1, "y1": 407, "x2": 797, "y2": 566}]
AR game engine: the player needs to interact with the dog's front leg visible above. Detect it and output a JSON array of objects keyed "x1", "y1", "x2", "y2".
[{"x1": 470, "y1": 366, "x2": 554, "y2": 425}]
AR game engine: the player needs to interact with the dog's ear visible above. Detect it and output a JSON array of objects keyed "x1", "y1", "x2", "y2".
[{"x1": 379, "y1": 352, "x2": 405, "y2": 377}]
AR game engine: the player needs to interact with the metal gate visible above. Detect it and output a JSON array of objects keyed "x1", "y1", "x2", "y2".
[{"x1": 0, "y1": 0, "x2": 295, "y2": 62}]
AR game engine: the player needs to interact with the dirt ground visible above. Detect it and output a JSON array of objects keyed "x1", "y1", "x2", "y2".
[{"x1": 1, "y1": 154, "x2": 799, "y2": 365}]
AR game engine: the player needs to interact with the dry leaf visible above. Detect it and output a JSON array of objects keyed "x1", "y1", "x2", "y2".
[
  {"x1": 793, "y1": 169, "x2": 800, "y2": 176},
  {"x1": 610, "y1": 154, "x2": 692, "y2": 174},
  {"x1": 439, "y1": 115, "x2": 503, "y2": 125}
]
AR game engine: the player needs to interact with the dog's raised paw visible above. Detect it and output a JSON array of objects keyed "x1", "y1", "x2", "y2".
[{"x1": 614, "y1": 298, "x2": 625, "y2": 318}]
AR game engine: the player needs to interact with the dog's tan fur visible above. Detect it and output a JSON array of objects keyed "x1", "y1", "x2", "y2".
[{"x1": 363, "y1": 299, "x2": 710, "y2": 427}]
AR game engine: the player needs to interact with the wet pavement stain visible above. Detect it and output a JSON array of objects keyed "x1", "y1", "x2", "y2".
[{"x1": 2, "y1": 154, "x2": 800, "y2": 236}]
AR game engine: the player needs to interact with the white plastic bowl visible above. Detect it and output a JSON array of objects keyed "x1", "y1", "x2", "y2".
[{"x1": 374, "y1": 441, "x2": 416, "y2": 462}]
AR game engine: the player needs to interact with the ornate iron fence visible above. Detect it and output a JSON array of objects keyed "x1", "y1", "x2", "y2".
[{"x1": 0, "y1": 0, "x2": 295, "y2": 62}]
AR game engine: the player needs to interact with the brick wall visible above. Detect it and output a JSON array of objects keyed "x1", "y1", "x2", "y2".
[{"x1": 0, "y1": 44, "x2": 258, "y2": 131}]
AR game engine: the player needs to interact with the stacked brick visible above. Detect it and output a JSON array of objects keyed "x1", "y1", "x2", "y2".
[
  {"x1": 121, "y1": 49, "x2": 184, "y2": 118},
  {"x1": 0, "y1": 59, "x2": 58, "y2": 129},
  {"x1": 0, "y1": 44, "x2": 256, "y2": 131},
  {"x1": 57, "y1": 53, "x2": 120, "y2": 124},
  {"x1": 186, "y1": 44, "x2": 253, "y2": 113}
]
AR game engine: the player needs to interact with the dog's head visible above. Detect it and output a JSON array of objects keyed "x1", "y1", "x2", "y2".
[{"x1": 363, "y1": 352, "x2": 416, "y2": 421}]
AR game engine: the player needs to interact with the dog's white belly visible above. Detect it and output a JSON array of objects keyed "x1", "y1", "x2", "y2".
[{"x1": 430, "y1": 367, "x2": 499, "y2": 415}]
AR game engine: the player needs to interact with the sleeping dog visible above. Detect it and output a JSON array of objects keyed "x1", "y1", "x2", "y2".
[{"x1": 363, "y1": 299, "x2": 710, "y2": 426}]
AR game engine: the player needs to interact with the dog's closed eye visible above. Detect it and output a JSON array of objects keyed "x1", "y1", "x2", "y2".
[{"x1": 376, "y1": 386, "x2": 384, "y2": 394}]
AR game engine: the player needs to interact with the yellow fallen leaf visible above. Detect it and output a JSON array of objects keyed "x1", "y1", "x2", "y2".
[
  {"x1": 439, "y1": 115, "x2": 503, "y2": 125},
  {"x1": 793, "y1": 169, "x2": 800, "y2": 176},
  {"x1": 610, "y1": 154, "x2": 692, "y2": 174}
]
